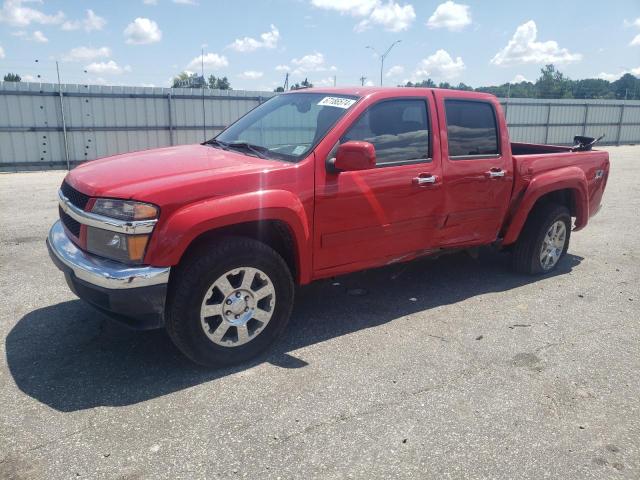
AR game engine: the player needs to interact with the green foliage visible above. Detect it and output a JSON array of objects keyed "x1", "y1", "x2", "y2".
[
  {"x1": 208, "y1": 75, "x2": 231, "y2": 90},
  {"x1": 403, "y1": 65, "x2": 640, "y2": 99},
  {"x1": 274, "y1": 86, "x2": 285, "y2": 92},
  {"x1": 3, "y1": 73, "x2": 21, "y2": 82},
  {"x1": 290, "y1": 78, "x2": 313, "y2": 90},
  {"x1": 170, "y1": 72, "x2": 231, "y2": 89}
]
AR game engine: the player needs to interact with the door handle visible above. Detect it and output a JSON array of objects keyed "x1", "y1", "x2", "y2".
[
  {"x1": 486, "y1": 169, "x2": 505, "y2": 178},
  {"x1": 413, "y1": 174, "x2": 438, "y2": 185}
]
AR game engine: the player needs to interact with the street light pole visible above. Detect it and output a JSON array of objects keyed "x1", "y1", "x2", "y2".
[{"x1": 366, "y1": 40, "x2": 401, "y2": 86}]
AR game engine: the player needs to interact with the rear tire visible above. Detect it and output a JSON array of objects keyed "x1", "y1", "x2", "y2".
[
  {"x1": 511, "y1": 203, "x2": 571, "y2": 275},
  {"x1": 166, "y1": 236, "x2": 294, "y2": 367}
]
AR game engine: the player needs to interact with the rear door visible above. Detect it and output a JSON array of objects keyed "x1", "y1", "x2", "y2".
[
  {"x1": 313, "y1": 95, "x2": 445, "y2": 275},
  {"x1": 433, "y1": 91, "x2": 513, "y2": 246}
]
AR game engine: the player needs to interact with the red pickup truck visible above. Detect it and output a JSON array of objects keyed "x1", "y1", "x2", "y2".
[{"x1": 48, "y1": 87, "x2": 609, "y2": 366}]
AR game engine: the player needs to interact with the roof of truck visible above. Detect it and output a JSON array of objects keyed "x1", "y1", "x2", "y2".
[{"x1": 285, "y1": 86, "x2": 497, "y2": 100}]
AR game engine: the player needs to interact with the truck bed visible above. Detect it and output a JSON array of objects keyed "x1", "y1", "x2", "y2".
[{"x1": 510, "y1": 142, "x2": 574, "y2": 156}]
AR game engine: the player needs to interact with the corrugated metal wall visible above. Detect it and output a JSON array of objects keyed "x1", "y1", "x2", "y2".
[
  {"x1": 500, "y1": 97, "x2": 640, "y2": 147},
  {"x1": 0, "y1": 82, "x2": 273, "y2": 171},
  {"x1": 1, "y1": 81, "x2": 639, "y2": 171}
]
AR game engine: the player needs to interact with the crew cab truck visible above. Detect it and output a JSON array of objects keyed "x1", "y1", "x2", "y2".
[{"x1": 47, "y1": 87, "x2": 609, "y2": 366}]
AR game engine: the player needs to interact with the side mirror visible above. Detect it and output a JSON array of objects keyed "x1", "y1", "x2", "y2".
[{"x1": 333, "y1": 141, "x2": 376, "y2": 171}]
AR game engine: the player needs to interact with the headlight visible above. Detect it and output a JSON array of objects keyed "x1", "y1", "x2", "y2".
[
  {"x1": 91, "y1": 199, "x2": 158, "y2": 221},
  {"x1": 86, "y1": 199, "x2": 159, "y2": 264}
]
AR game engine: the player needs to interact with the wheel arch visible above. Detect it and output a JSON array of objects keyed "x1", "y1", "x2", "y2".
[
  {"x1": 144, "y1": 190, "x2": 312, "y2": 284},
  {"x1": 502, "y1": 167, "x2": 588, "y2": 245}
]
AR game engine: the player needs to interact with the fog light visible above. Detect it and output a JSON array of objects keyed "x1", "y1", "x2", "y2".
[{"x1": 86, "y1": 227, "x2": 149, "y2": 264}]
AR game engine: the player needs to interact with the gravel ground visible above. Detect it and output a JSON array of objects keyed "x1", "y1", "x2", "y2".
[{"x1": 0, "y1": 146, "x2": 638, "y2": 480}]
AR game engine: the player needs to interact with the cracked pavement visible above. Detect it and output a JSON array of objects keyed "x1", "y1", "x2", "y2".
[{"x1": 1, "y1": 146, "x2": 639, "y2": 479}]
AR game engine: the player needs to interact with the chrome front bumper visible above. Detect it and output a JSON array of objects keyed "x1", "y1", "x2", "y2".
[
  {"x1": 47, "y1": 220, "x2": 170, "y2": 329},
  {"x1": 47, "y1": 220, "x2": 169, "y2": 289}
]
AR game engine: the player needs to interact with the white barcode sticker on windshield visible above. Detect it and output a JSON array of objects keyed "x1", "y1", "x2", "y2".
[{"x1": 317, "y1": 97, "x2": 356, "y2": 109}]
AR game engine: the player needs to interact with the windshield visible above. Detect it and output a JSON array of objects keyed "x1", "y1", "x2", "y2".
[{"x1": 211, "y1": 93, "x2": 360, "y2": 162}]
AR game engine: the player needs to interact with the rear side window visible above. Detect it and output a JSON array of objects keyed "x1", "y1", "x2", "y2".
[
  {"x1": 445, "y1": 100, "x2": 499, "y2": 158},
  {"x1": 341, "y1": 99, "x2": 430, "y2": 166}
]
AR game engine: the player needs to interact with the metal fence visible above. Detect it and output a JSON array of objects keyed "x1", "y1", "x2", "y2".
[{"x1": 1, "y1": 81, "x2": 639, "y2": 171}]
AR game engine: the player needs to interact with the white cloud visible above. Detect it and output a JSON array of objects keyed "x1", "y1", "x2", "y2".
[
  {"x1": 62, "y1": 9, "x2": 106, "y2": 32},
  {"x1": 0, "y1": 45, "x2": 4, "y2": 59},
  {"x1": 124, "y1": 17, "x2": 162, "y2": 44},
  {"x1": 491, "y1": 20, "x2": 582, "y2": 66},
  {"x1": 311, "y1": 0, "x2": 378, "y2": 16},
  {"x1": 413, "y1": 49, "x2": 465, "y2": 80},
  {"x1": 364, "y1": 80, "x2": 375, "y2": 86},
  {"x1": 275, "y1": 64, "x2": 290, "y2": 72},
  {"x1": 186, "y1": 52, "x2": 229, "y2": 70},
  {"x1": 0, "y1": 0, "x2": 64, "y2": 27},
  {"x1": 598, "y1": 67, "x2": 640, "y2": 81},
  {"x1": 22, "y1": 74, "x2": 35, "y2": 81},
  {"x1": 13, "y1": 29, "x2": 48, "y2": 42},
  {"x1": 623, "y1": 17, "x2": 640, "y2": 28},
  {"x1": 291, "y1": 52, "x2": 336, "y2": 75},
  {"x1": 386, "y1": 65, "x2": 404, "y2": 77},
  {"x1": 312, "y1": 0, "x2": 415, "y2": 32},
  {"x1": 355, "y1": 2, "x2": 415, "y2": 32},
  {"x1": 631, "y1": 34, "x2": 640, "y2": 47},
  {"x1": 85, "y1": 60, "x2": 131, "y2": 75},
  {"x1": 228, "y1": 25, "x2": 280, "y2": 52},
  {"x1": 512, "y1": 74, "x2": 528, "y2": 83},
  {"x1": 314, "y1": 76, "x2": 336, "y2": 87},
  {"x1": 426, "y1": 1, "x2": 471, "y2": 31},
  {"x1": 239, "y1": 70, "x2": 263, "y2": 79},
  {"x1": 292, "y1": 52, "x2": 325, "y2": 72},
  {"x1": 143, "y1": 0, "x2": 158, "y2": 4},
  {"x1": 173, "y1": 0, "x2": 198, "y2": 4},
  {"x1": 62, "y1": 46, "x2": 111, "y2": 62},
  {"x1": 31, "y1": 29, "x2": 47, "y2": 42}
]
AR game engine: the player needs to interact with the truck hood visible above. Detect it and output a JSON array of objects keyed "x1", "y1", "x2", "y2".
[{"x1": 66, "y1": 144, "x2": 288, "y2": 200}]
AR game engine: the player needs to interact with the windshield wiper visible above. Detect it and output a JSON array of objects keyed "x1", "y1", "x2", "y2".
[
  {"x1": 203, "y1": 138, "x2": 229, "y2": 150},
  {"x1": 225, "y1": 142, "x2": 270, "y2": 159}
]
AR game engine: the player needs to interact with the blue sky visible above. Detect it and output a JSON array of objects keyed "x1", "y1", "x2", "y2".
[{"x1": 0, "y1": 0, "x2": 638, "y2": 91}]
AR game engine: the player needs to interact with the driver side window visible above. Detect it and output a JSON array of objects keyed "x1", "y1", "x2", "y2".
[{"x1": 341, "y1": 99, "x2": 430, "y2": 166}]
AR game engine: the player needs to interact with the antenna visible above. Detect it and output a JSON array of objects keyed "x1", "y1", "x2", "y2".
[
  {"x1": 56, "y1": 61, "x2": 70, "y2": 170},
  {"x1": 201, "y1": 47, "x2": 206, "y2": 142},
  {"x1": 360, "y1": 75, "x2": 367, "y2": 86}
]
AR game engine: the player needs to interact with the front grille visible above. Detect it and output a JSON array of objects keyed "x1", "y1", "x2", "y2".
[
  {"x1": 60, "y1": 181, "x2": 90, "y2": 210},
  {"x1": 59, "y1": 205, "x2": 81, "y2": 237}
]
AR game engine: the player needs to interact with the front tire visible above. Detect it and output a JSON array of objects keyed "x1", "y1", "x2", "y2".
[
  {"x1": 166, "y1": 236, "x2": 294, "y2": 367},
  {"x1": 512, "y1": 203, "x2": 571, "y2": 275}
]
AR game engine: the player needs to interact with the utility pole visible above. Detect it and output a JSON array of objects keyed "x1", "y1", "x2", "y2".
[
  {"x1": 366, "y1": 40, "x2": 401, "y2": 86},
  {"x1": 333, "y1": 75, "x2": 336, "y2": 87},
  {"x1": 359, "y1": 75, "x2": 367, "y2": 86},
  {"x1": 283, "y1": 72, "x2": 289, "y2": 91}
]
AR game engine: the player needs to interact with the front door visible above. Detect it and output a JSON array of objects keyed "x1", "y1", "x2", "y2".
[{"x1": 313, "y1": 97, "x2": 445, "y2": 275}]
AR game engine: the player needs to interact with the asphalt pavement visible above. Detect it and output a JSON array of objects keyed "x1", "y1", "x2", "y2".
[{"x1": 0, "y1": 146, "x2": 638, "y2": 479}]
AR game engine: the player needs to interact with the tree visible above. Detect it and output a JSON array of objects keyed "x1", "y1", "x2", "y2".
[
  {"x1": 571, "y1": 78, "x2": 612, "y2": 99},
  {"x1": 612, "y1": 73, "x2": 639, "y2": 100},
  {"x1": 290, "y1": 78, "x2": 313, "y2": 90},
  {"x1": 172, "y1": 71, "x2": 189, "y2": 87},
  {"x1": 536, "y1": 64, "x2": 572, "y2": 99},
  {"x1": 273, "y1": 86, "x2": 285, "y2": 92},
  {"x1": 3, "y1": 73, "x2": 21, "y2": 82},
  {"x1": 404, "y1": 79, "x2": 436, "y2": 88},
  {"x1": 208, "y1": 75, "x2": 231, "y2": 90}
]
